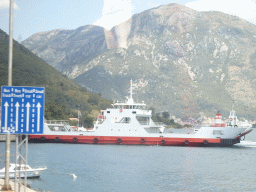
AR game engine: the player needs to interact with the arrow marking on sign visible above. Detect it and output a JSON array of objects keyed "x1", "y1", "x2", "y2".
[
  {"x1": 36, "y1": 103, "x2": 41, "y2": 132},
  {"x1": 26, "y1": 102, "x2": 31, "y2": 132},
  {"x1": 15, "y1": 102, "x2": 20, "y2": 131},
  {"x1": 4, "y1": 102, "x2": 9, "y2": 131}
]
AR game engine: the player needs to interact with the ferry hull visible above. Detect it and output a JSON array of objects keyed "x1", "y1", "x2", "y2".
[{"x1": 28, "y1": 135, "x2": 242, "y2": 147}]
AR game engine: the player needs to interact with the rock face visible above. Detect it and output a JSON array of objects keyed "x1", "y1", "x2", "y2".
[
  {"x1": 22, "y1": 3, "x2": 256, "y2": 119},
  {"x1": 22, "y1": 25, "x2": 108, "y2": 77}
]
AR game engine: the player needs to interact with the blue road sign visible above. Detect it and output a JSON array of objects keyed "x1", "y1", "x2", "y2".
[{"x1": 1, "y1": 86, "x2": 45, "y2": 134}]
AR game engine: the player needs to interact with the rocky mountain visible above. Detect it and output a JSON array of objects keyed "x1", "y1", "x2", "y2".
[
  {"x1": 22, "y1": 25, "x2": 108, "y2": 73},
  {"x1": 22, "y1": 3, "x2": 256, "y2": 119}
]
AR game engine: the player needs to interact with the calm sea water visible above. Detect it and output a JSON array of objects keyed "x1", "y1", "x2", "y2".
[{"x1": 0, "y1": 130, "x2": 256, "y2": 192}]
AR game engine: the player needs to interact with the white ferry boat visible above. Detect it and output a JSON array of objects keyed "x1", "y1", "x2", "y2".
[{"x1": 29, "y1": 80, "x2": 253, "y2": 147}]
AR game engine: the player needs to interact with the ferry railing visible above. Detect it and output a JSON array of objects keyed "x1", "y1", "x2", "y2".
[
  {"x1": 45, "y1": 120, "x2": 71, "y2": 131},
  {"x1": 46, "y1": 120, "x2": 69, "y2": 125},
  {"x1": 154, "y1": 122, "x2": 165, "y2": 126},
  {"x1": 136, "y1": 110, "x2": 151, "y2": 115},
  {"x1": 138, "y1": 121, "x2": 149, "y2": 125},
  {"x1": 138, "y1": 121, "x2": 166, "y2": 126}
]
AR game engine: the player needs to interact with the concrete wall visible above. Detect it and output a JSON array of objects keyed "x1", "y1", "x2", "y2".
[{"x1": 0, "y1": 135, "x2": 15, "y2": 142}]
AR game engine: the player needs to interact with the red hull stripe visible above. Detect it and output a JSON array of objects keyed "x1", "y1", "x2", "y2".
[{"x1": 29, "y1": 135, "x2": 225, "y2": 146}]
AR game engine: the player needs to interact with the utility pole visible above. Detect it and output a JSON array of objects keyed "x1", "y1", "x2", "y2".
[
  {"x1": 2, "y1": 0, "x2": 14, "y2": 191},
  {"x1": 77, "y1": 109, "x2": 80, "y2": 127}
]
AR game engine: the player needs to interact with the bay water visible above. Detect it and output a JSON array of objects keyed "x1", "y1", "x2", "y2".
[{"x1": 0, "y1": 130, "x2": 256, "y2": 192}]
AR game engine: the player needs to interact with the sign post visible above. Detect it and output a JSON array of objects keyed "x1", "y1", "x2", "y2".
[
  {"x1": 1, "y1": 0, "x2": 14, "y2": 190},
  {"x1": 1, "y1": 86, "x2": 45, "y2": 191}
]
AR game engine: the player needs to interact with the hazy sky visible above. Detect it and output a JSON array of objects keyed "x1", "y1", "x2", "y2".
[{"x1": 1, "y1": 0, "x2": 256, "y2": 41}]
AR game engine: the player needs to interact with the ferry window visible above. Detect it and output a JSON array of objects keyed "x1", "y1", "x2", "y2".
[
  {"x1": 136, "y1": 116, "x2": 149, "y2": 125},
  {"x1": 107, "y1": 111, "x2": 110, "y2": 113},
  {"x1": 132, "y1": 111, "x2": 136, "y2": 114},
  {"x1": 117, "y1": 117, "x2": 131, "y2": 123},
  {"x1": 213, "y1": 130, "x2": 223, "y2": 135}
]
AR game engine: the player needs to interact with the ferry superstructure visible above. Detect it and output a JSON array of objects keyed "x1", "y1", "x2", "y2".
[{"x1": 29, "y1": 80, "x2": 253, "y2": 147}]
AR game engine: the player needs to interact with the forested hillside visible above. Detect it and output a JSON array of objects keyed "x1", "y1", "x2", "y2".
[{"x1": 0, "y1": 29, "x2": 112, "y2": 127}]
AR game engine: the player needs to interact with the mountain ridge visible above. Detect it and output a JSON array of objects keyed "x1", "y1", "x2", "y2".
[{"x1": 22, "y1": 3, "x2": 256, "y2": 119}]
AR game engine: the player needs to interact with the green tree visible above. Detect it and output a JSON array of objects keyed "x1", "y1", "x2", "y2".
[
  {"x1": 162, "y1": 111, "x2": 170, "y2": 119},
  {"x1": 83, "y1": 116, "x2": 94, "y2": 128}
]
